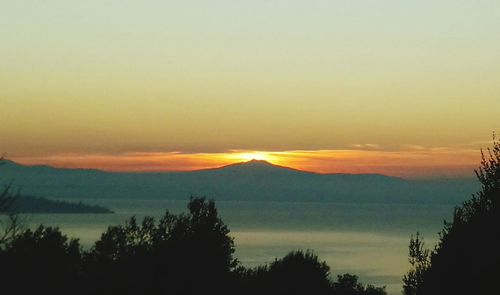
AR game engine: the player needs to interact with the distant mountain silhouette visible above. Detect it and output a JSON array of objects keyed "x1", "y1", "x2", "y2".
[
  {"x1": 214, "y1": 159, "x2": 305, "y2": 173},
  {"x1": 0, "y1": 159, "x2": 478, "y2": 204}
]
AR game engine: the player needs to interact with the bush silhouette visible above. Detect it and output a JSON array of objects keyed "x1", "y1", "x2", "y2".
[
  {"x1": 403, "y1": 136, "x2": 500, "y2": 295},
  {"x1": 0, "y1": 225, "x2": 82, "y2": 294},
  {"x1": 237, "y1": 250, "x2": 332, "y2": 295},
  {"x1": 0, "y1": 197, "x2": 387, "y2": 295},
  {"x1": 237, "y1": 250, "x2": 386, "y2": 295},
  {"x1": 333, "y1": 273, "x2": 387, "y2": 295}
]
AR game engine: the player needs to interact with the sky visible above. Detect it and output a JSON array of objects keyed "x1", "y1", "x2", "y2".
[{"x1": 1, "y1": 1, "x2": 499, "y2": 178}]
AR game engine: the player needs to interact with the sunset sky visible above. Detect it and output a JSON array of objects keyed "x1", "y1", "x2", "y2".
[{"x1": 1, "y1": 1, "x2": 499, "y2": 178}]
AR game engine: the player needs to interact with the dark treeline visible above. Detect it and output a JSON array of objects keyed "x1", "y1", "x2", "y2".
[
  {"x1": 0, "y1": 197, "x2": 386, "y2": 295},
  {"x1": 0, "y1": 195, "x2": 113, "y2": 214}
]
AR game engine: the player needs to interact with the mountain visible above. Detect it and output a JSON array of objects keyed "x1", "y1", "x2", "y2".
[{"x1": 0, "y1": 159, "x2": 479, "y2": 204}]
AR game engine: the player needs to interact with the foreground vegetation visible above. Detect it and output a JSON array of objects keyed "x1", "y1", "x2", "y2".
[
  {"x1": 0, "y1": 197, "x2": 386, "y2": 295},
  {"x1": 403, "y1": 137, "x2": 500, "y2": 295}
]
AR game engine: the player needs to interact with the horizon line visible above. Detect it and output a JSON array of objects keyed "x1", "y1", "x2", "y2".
[{"x1": 2, "y1": 157, "x2": 477, "y2": 180}]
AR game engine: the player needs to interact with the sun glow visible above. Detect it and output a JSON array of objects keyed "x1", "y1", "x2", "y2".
[
  {"x1": 226, "y1": 152, "x2": 274, "y2": 163},
  {"x1": 9, "y1": 147, "x2": 481, "y2": 178}
]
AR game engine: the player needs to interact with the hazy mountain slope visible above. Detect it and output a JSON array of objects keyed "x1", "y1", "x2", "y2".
[{"x1": 0, "y1": 159, "x2": 479, "y2": 204}]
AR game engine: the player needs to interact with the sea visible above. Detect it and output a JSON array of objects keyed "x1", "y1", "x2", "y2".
[{"x1": 22, "y1": 199, "x2": 456, "y2": 295}]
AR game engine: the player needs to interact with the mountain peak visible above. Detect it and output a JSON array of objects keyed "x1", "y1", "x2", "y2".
[
  {"x1": 245, "y1": 159, "x2": 274, "y2": 165},
  {"x1": 216, "y1": 159, "x2": 308, "y2": 174},
  {"x1": 229, "y1": 159, "x2": 283, "y2": 169}
]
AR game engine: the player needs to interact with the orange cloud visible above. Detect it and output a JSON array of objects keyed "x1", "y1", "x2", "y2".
[
  {"x1": 8, "y1": 146, "x2": 483, "y2": 179},
  {"x1": 268, "y1": 148, "x2": 481, "y2": 178}
]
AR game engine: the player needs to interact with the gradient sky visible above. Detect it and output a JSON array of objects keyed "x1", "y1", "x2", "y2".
[{"x1": 1, "y1": 1, "x2": 499, "y2": 178}]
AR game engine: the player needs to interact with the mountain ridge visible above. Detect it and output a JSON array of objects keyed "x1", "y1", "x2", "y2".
[
  {"x1": 0, "y1": 159, "x2": 478, "y2": 204},
  {"x1": 2, "y1": 158, "x2": 405, "y2": 180}
]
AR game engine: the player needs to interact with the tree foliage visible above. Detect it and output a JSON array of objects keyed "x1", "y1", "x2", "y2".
[
  {"x1": 237, "y1": 250, "x2": 333, "y2": 295},
  {"x1": 333, "y1": 273, "x2": 386, "y2": 295},
  {"x1": 0, "y1": 225, "x2": 82, "y2": 294},
  {"x1": 0, "y1": 197, "x2": 386, "y2": 295},
  {"x1": 237, "y1": 250, "x2": 386, "y2": 295},
  {"x1": 84, "y1": 197, "x2": 237, "y2": 294},
  {"x1": 402, "y1": 233, "x2": 430, "y2": 295},
  {"x1": 403, "y1": 135, "x2": 500, "y2": 294},
  {"x1": 0, "y1": 158, "x2": 23, "y2": 247}
]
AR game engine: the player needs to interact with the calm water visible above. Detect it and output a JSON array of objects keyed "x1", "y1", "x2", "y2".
[{"x1": 23, "y1": 199, "x2": 455, "y2": 295}]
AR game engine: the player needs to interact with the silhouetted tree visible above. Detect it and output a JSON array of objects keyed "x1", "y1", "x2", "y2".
[
  {"x1": 403, "y1": 135, "x2": 500, "y2": 294},
  {"x1": 333, "y1": 273, "x2": 386, "y2": 295},
  {"x1": 0, "y1": 158, "x2": 23, "y2": 247},
  {"x1": 237, "y1": 250, "x2": 386, "y2": 295},
  {"x1": 84, "y1": 197, "x2": 238, "y2": 295},
  {"x1": 402, "y1": 233, "x2": 430, "y2": 295},
  {"x1": 0, "y1": 225, "x2": 82, "y2": 294},
  {"x1": 248, "y1": 250, "x2": 332, "y2": 295},
  {"x1": 0, "y1": 194, "x2": 388, "y2": 294}
]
